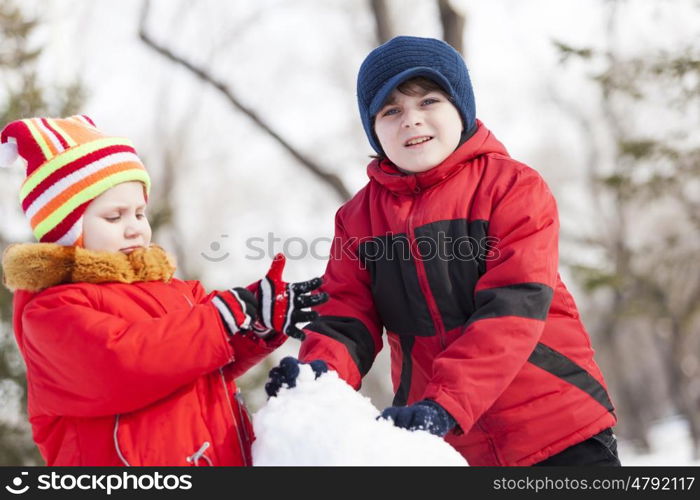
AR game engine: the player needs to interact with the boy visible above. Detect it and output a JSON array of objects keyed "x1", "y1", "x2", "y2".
[
  {"x1": 0, "y1": 114, "x2": 327, "y2": 465},
  {"x1": 266, "y1": 36, "x2": 619, "y2": 466}
]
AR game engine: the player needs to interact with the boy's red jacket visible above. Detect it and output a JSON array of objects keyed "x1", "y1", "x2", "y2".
[
  {"x1": 300, "y1": 121, "x2": 616, "y2": 466},
  {"x1": 8, "y1": 245, "x2": 284, "y2": 465}
]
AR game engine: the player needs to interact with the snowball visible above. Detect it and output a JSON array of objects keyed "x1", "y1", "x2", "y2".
[{"x1": 252, "y1": 365, "x2": 467, "y2": 466}]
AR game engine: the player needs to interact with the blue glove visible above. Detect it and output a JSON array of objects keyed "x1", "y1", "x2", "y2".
[
  {"x1": 265, "y1": 356, "x2": 328, "y2": 397},
  {"x1": 379, "y1": 399, "x2": 456, "y2": 437}
]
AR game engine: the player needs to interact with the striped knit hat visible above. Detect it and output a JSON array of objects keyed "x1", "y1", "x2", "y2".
[{"x1": 0, "y1": 115, "x2": 150, "y2": 246}]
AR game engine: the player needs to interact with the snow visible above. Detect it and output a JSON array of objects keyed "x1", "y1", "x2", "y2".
[
  {"x1": 618, "y1": 416, "x2": 700, "y2": 466},
  {"x1": 252, "y1": 365, "x2": 467, "y2": 466},
  {"x1": 251, "y1": 364, "x2": 700, "y2": 466}
]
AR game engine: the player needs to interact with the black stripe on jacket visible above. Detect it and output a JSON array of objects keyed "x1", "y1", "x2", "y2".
[
  {"x1": 529, "y1": 343, "x2": 616, "y2": 413},
  {"x1": 466, "y1": 282, "x2": 554, "y2": 327},
  {"x1": 416, "y1": 219, "x2": 490, "y2": 332},
  {"x1": 359, "y1": 219, "x2": 493, "y2": 336},
  {"x1": 392, "y1": 335, "x2": 415, "y2": 407},
  {"x1": 359, "y1": 234, "x2": 435, "y2": 336},
  {"x1": 305, "y1": 316, "x2": 376, "y2": 377}
]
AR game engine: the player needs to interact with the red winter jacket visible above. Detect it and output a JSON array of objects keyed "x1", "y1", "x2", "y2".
[
  {"x1": 5, "y1": 244, "x2": 285, "y2": 466},
  {"x1": 300, "y1": 121, "x2": 616, "y2": 466}
]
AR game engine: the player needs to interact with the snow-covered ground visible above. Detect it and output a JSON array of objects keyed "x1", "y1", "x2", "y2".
[
  {"x1": 252, "y1": 365, "x2": 466, "y2": 466},
  {"x1": 618, "y1": 417, "x2": 700, "y2": 466},
  {"x1": 253, "y1": 365, "x2": 699, "y2": 466}
]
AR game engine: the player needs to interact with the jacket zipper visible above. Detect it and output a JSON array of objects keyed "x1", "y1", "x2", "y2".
[
  {"x1": 181, "y1": 293, "x2": 235, "y2": 466},
  {"x1": 111, "y1": 288, "x2": 224, "y2": 466},
  {"x1": 186, "y1": 441, "x2": 213, "y2": 466},
  {"x1": 407, "y1": 187, "x2": 447, "y2": 349},
  {"x1": 409, "y1": 188, "x2": 497, "y2": 459},
  {"x1": 235, "y1": 390, "x2": 252, "y2": 445},
  {"x1": 219, "y1": 368, "x2": 250, "y2": 466},
  {"x1": 113, "y1": 415, "x2": 131, "y2": 466}
]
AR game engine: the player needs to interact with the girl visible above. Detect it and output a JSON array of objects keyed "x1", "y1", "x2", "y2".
[{"x1": 1, "y1": 114, "x2": 326, "y2": 465}]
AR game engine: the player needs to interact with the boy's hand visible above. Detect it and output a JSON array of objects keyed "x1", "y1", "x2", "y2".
[
  {"x1": 265, "y1": 356, "x2": 328, "y2": 397},
  {"x1": 379, "y1": 399, "x2": 456, "y2": 437},
  {"x1": 258, "y1": 253, "x2": 328, "y2": 340}
]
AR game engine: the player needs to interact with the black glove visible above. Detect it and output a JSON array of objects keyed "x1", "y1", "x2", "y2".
[
  {"x1": 258, "y1": 253, "x2": 329, "y2": 340},
  {"x1": 265, "y1": 356, "x2": 328, "y2": 397},
  {"x1": 379, "y1": 399, "x2": 456, "y2": 437},
  {"x1": 213, "y1": 287, "x2": 261, "y2": 336}
]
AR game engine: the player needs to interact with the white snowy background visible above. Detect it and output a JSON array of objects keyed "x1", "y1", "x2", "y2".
[{"x1": 1, "y1": 0, "x2": 698, "y2": 465}]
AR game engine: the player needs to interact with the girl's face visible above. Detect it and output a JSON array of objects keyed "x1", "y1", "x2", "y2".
[
  {"x1": 374, "y1": 87, "x2": 463, "y2": 174},
  {"x1": 82, "y1": 181, "x2": 151, "y2": 254}
]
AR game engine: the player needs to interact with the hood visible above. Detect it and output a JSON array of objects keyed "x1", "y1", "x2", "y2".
[{"x1": 366, "y1": 120, "x2": 509, "y2": 195}]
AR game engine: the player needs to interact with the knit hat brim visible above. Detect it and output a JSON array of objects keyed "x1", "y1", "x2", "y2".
[{"x1": 368, "y1": 67, "x2": 456, "y2": 119}]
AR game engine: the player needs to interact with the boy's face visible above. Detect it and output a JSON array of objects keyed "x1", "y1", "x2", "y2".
[
  {"x1": 374, "y1": 86, "x2": 463, "y2": 174},
  {"x1": 82, "y1": 181, "x2": 151, "y2": 254}
]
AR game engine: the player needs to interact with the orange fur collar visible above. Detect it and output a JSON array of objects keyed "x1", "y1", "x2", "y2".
[{"x1": 2, "y1": 243, "x2": 176, "y2": 292}]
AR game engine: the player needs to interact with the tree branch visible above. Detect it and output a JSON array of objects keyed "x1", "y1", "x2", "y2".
[
  {"x1": 369, "y1": 0, "x2": 392, "y2": 44},
  {"x1": 138, "y1": 0, "x2": 351, "y2": 202},
  {"x1": 438, "y1": 0, "x2": 465, "y2": 55}
]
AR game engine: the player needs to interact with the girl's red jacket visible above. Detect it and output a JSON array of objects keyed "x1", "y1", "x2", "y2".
[{"x1": 9, "y1": 245, "x2": 284, "y2": 466}]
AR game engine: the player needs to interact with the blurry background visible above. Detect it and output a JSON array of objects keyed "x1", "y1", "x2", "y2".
[{"x1": 0, "y1": 0, "x2": 698, "y2": 465}]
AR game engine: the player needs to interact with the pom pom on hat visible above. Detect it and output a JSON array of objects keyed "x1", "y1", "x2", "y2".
[{"x1": 0, "y1": 139, "x2": 19, "y2": 168}]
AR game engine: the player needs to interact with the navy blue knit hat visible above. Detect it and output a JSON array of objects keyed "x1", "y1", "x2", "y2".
[{"x1": 357, "y1": 36, "x2": 476, "y2": 155}]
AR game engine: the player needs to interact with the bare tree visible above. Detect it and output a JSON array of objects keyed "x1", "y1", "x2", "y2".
[
  {"x1": 138, "y1": 0, "x2": 351, "y2": 203},
  {"x1": 369, "y1": 0, "x2": 392, "y2": 44},
  {"x1": 370, "y1": 0, "x2": 467, "y2": 54},
  {"x1": 553, "y1": 0, "x2": 700, "y2": 456},
  {"x1": 438, "y1": 0, "x2": 466, "y2": 54}
]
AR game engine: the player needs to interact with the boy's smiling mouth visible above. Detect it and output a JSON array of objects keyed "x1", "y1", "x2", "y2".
[{"x1": 404, "y1": 136, "x2": 434, "y2": 147}]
